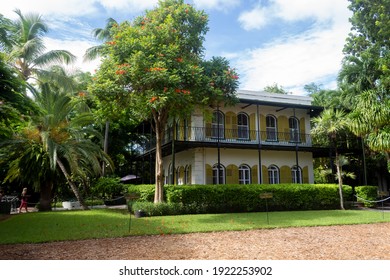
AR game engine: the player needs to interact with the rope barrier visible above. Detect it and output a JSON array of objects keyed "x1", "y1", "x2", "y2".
[{"x1": 354, "y1": 195, "x2": 390, "y2": 204}]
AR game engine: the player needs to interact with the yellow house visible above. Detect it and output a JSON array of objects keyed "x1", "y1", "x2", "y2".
[{"x1": 139, "y1": 90, "x2": 323, "y2": 185}]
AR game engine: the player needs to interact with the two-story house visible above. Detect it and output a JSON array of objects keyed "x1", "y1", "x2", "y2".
[{"x1": 138, "y1": 90, "x2": 324, "y2": 185}]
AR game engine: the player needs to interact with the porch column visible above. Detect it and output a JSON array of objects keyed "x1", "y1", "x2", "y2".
[{"x1": 257, "y1": 104, "x2": 263, "y2": 184}]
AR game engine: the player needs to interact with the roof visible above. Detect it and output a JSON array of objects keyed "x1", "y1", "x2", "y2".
[{"x1": 237, "y1": 89, "x2": 323, "y2": 114}]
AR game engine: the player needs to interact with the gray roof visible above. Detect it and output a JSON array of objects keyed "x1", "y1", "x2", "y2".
[{"x1": 237, "y1": 89, "x2": 313, "y2": 107}]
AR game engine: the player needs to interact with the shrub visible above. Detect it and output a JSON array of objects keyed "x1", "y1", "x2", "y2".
[
  {"x1": 127, "y1": 183, "x2": 353, "y2": 216},
  {"x1": 90, "y1": 177, "x2": 126, "y2": 200},
  {"x1": 355, "y1": 186, "x2": 378, "y2": 207}
]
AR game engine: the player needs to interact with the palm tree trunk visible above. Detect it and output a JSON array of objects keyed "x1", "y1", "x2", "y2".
[
  {"x1": 335, "y1": 150, "x2": 345, "y2": 210},
  {"x1": 39, "y1": 180, "x2": 53, "y2": 211},
  {"x1": 56, "y1": 158, "x2": 89, "y2": 210}
]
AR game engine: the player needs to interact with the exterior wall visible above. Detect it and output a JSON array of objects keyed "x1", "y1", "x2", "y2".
[
  {"x1": 163, "y1": 147, "x2": 314, "y2": 185},
  {"x1": 161, "y1": 93, "x2": 316, "y2": 186}
]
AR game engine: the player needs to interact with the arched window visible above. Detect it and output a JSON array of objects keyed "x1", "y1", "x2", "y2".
[
  {"x1": 212, "y1": 111, "x2": 224, "y2": 139},
  {"x1": 239, "y1": 164, "x2": 251, "y2": 184},
  {"x1": 266, "y1": 115, "x2": 277, "y2": 141},
  {"x1": 237, "y1": 113, "x2": 249, "y2": 139},
  {"x1": 291, "y1": 165, "x2": 302, "y2": 184},
  {"x1": 184, "y1": 165, "x2": 191, "y2": 184},
  {"x1": 268, "y1": 165, "x2": 280, "y2": 184},
  {"x1": 213, "y1": 164, "x2": 225, "y2": 184},
  {"x1": 289, "y1": 117, "x2": 300, "y2": 142}
]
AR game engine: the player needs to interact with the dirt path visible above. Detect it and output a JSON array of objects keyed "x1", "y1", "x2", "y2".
[{"x1": 1, "y1": 223, "x2": 390, "y2": 260}]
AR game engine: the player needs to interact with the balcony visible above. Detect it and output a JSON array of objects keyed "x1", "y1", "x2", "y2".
[{"x1": 142, "y1": 126, "x2": 315, "y2": 153}]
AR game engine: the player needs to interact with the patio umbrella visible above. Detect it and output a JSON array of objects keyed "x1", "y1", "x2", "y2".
[{"x1": 120, "y1": 175, "x2": 139, "y2": 182}]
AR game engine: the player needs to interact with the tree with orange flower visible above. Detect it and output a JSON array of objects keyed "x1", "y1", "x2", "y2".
[{"x1": 91, "y1": 0, "x2": 238, "y2": 203}]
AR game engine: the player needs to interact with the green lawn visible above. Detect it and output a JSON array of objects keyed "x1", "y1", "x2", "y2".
[{"x1": 0, "y1": 209, "x2": 389, "y2": 244}]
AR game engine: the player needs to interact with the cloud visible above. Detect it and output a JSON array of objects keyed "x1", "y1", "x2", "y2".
[
  {"x1": 234, "y1": 0, "x2": 352, "y2": 94},
  {"x1": 192, "y1": 0, "x2": 240, "y2": 11},
  {"x1": 98, "y1": 0, "x2": 158, "y2": 13},
  {"x1": 43, "y1": 37, "x2": 101, "y2": 74},
  {"x1": 235, "y1": 24, "x2": 350, "y2": 94},
  {"x1": 0, "y1": 0, "x2": 99, "y2": 18},
  {"x1": 238, "y1": 0, "x2": 350, "y2": 31},
  {"x1": 238, "y1": 6, "x2": 271, "y2": 30}
]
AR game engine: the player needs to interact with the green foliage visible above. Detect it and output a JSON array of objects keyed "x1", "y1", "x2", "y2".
[
  {"x1": 355, "y1": 185, "x2": 378, "y2": 207},
  {"x1": 127, "y1": 184, "x2": 354, "y2": 216},
  {"x1": 90, "y1": 177, "x2": 125, "y2": 199}
]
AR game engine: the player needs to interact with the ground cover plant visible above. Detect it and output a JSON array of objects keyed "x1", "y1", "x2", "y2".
[{"x1": 0, "y1": 209, "x2": 389, "y2": 244}]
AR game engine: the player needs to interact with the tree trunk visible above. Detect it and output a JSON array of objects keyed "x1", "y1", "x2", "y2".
[
  {"x1": 152, "y1": 109, "x2": 168, "y2": 203},
  {"x1": 102, "y1": 120, "x2": 109, "y2": 176},
  {"x1": 335, "y1": 151, "x2": 345, "y2": 210},
  {"x1": 154, "y1": 119, "x2": 165, "y2": 203},
  {"x1": 56, "y1": 158, "x2": 89, "y2": 210},
  {"x1": 39, "y1": 180, "x2": 53, "y2": 211}
]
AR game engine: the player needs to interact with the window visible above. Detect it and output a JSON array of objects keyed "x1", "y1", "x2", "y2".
[
  {"x1": 184, "y1": 165, "x2": 191, "y2": 184},
  {"x1": 239, "y1": 164, "x2": 251, "y2": 184},
  {"x1": 212, "y1": 111, "x2": 224, "y2": 139},
  {"x1": 266, "y1": 115, "x2": 277, "y2": 141},
  {"x1": 268, "y1": 165, "x2": 279, "y2": 184},
  {"x1": 237, "y1": 113, "x2": 249, "y2": 139},
  {"x1": 213, "y1": 164, "x2": 225, "y2": 184},
  {"x1": 291, "y1": 165, "x2": 302, "y2": 184},
  {"x1": 289, "y1": 117, "x2": 300, "y2": 142}
]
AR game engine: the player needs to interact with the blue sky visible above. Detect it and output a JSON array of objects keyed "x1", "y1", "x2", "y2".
[{"x1": 0, "y1": 0, "x2": 352, "y2": 95}]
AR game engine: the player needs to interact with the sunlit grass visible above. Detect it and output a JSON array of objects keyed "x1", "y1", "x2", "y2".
[{"x1": 0, "y1": 209, "x2": 389, "y2": 244}]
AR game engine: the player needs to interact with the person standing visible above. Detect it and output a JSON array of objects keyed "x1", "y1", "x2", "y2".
[{"x1": 18, "y1": 188, "x2": 29, "y2": 213}]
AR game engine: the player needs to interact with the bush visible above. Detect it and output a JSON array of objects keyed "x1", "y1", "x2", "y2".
[
  {"x1": 127, "y1": 183, "x2": 353, "y2": 216},
  {"x1": 90, "y1": 177, "x2": 126, "y2": 199},
  {"x1": 355, "y1": 186, "x2": 378, "y2": 207}
]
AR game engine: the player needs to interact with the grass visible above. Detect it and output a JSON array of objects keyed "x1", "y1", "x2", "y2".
[{"x1": 0, "y1": 209, "x2": 389, "y2": 244}]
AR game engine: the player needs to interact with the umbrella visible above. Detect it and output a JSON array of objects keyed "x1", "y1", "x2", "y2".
[{"x1": 120, "y1": 175, "x2": 140, "y2": 182}]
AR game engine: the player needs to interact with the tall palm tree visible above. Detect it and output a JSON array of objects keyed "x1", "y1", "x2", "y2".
[
  {"x1": 4, "y1": 9, "x2": 76, "y2": 91},
  {"x1": 1, "y1": 87, "x2": 113, "y2": 210},
  {"x1": 84, "y1": 18, "x2": 118, "y2": 175},
  {"x1": 312, "y1": 109, "x2": 350, "y2": 210}
]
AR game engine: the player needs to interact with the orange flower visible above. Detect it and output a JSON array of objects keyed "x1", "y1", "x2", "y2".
[
  {"x1": 176, "y1": 57, "x2": 183, "y2": 63},
  {"x1": 115, "y1": 70, "x2": 126, "y2": 75},
  {"x1": 78, "y1": 92, "x2": 86, "y2": 97},
  {"x1": 174, "y1": 89, "x2": 181, "y2": 93},
  {"x1": 149, "y1": 96, "x2": 158, "y2": 103}
]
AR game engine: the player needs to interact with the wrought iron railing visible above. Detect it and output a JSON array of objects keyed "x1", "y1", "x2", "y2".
[{"x1": 143, "y1": 126, "x2": 315, "y2": 152}]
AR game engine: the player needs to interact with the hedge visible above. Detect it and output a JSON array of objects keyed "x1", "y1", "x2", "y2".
[
  {"x1": 127, "y1": 184, "x2": 353, "y2": 216},
  {"x1": 354, "y1": 186, "x2": 378, "y2": 207}
]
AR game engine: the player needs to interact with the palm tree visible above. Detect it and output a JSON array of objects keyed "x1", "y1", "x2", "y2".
[
  {"x1": 4, "y1": 9, "x2": 76, "y2": 91},
  {"x1": 311, "y1": 109, "x2": 350, "y2": 210},
  {"x1": 349, "y1": 89, "x2": 390, "y2": 172},
  {"x1": 84, "y1": 18, "x2": 118, "y2": 175},
  {"x1": 1, "y1": 87, "x2": 112, "y2": 210},
  {"x1": 83, "y1": 18, "x2": 118, "y2": 62}
]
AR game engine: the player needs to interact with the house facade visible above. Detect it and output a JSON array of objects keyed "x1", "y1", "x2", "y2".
[{"x1": 140, "y1": 90, "x2": 324, "y2": 185}]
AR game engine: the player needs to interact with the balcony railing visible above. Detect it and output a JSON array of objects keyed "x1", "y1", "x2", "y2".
[{"x1": 143, "y1": 126, "x2": 314, "y2": 152}]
